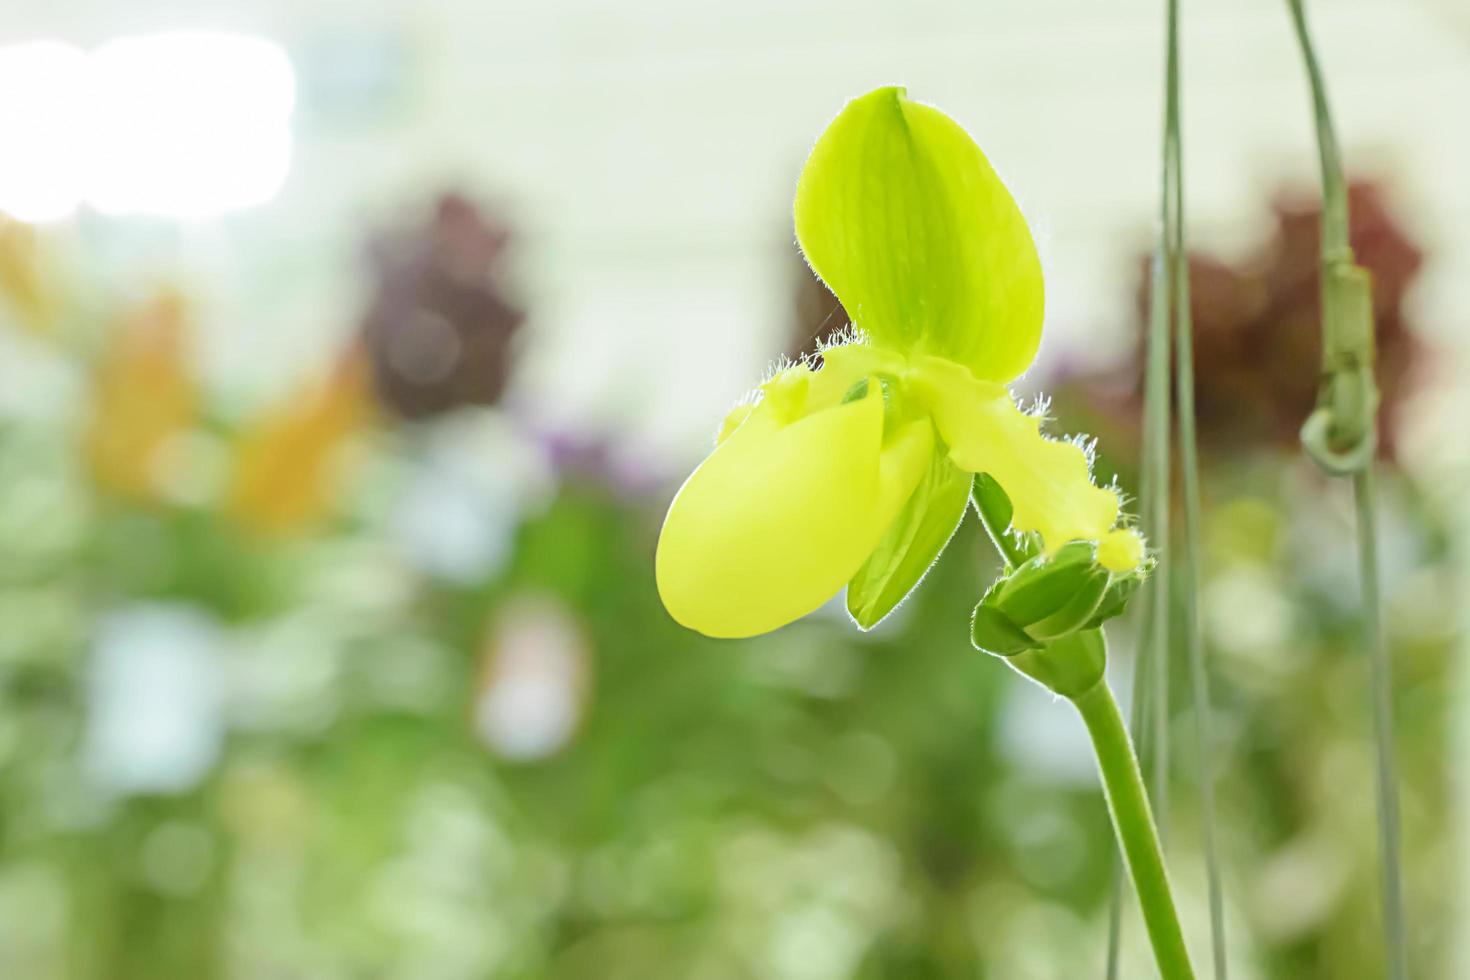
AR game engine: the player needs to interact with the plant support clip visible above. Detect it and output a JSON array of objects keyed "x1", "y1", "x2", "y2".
[{"x1": 1300, "y1": 248, "x2": 1378, "y2": 475}]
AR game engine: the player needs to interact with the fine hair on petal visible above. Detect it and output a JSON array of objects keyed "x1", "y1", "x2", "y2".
[{"x1": 816, "y1": 323, "x2": 868, "y2": 354}]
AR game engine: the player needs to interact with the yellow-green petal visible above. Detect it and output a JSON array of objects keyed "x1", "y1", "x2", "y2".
[
  {"x1": 656, "y1": 380, "x2": 933, "y2": 638},
  {"x1": 909, "y1": 356, "x2": 1144, "y2": 572},
  {"x1": 794, "y1": 86, "x2": 1044, "y2": 382}
]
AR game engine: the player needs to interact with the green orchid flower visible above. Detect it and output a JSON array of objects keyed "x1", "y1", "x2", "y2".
[{"x1": 656, "y1": 86, "x2": 1144, "y2": 639}]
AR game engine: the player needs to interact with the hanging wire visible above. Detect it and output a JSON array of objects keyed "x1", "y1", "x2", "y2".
[
  {"x1": 1163, "y1": 1, "x2": 1228, "y2": 975},
  {"x1": 1106, "y1": 3, "x2": 1179, "y2": 973},
  {"x1": 1285, "y1": 3, "x2": 1407, "y2": 976},
  {"x1": 1109, "y1": 1, "x2": 1230, "y2": 973},
  {"x1": 1142, "y1": 2, "x2": 1179, "y2": 847}
]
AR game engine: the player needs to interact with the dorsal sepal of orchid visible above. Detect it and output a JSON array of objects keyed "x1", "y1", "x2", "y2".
[{"x1": 795, "y1": 86, "x2": 1044, "y2": 382}]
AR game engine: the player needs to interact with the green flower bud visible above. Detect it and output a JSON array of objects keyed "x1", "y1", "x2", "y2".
[
  {"x1": 970, "y1": 601, "x2": 1044, "y2": 655},
  {"x1": 1008, "y1": 628, "x2": 1107, "y2": 700},
  {"x1": 971, "y1": 539, "x2": 1147, "y2": 697},
  {"x1": 1085, "y1": 575, "x2": 1142, "y2": 631},
  {"x1": 972, "y1": 542, "x2": 1122, "y2": 653}
]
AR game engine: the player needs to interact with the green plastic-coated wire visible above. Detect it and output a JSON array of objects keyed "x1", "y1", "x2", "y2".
[
  {"x1": 1284, "y1": 2, "x2": 1407, "y2": 977},
  {"x1": 1164, "y1": 0, "x2": 1229, "y2": 974}
]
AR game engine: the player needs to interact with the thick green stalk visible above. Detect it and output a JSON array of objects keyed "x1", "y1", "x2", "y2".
[
  {"x1": 969, "y1": 482, "x2": 1191, "y2": 976},
  {"x1": 1164, "y1": 1, "x2": 1228, "y2": 974},
  {"x1": 1106, "y1": 630, "x2": 1156, "y2": 978},
  {"x1": 1285, "y1": 3, "x2": 1407, "y2": 977},
  {"x1": 1075, "y1": 681, "x2": 1196, "y2": 980}
]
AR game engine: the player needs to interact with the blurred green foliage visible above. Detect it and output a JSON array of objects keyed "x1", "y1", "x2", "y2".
[{"x1": 0, "y1": 224, "x2": 1457, "y2": 978}]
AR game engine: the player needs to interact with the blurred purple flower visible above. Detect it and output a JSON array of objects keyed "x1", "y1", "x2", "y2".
[
  {"x1": 360, "y1": 193, "x2": 525, "y2": 420},
  {"x1": 534, "y1": 425, "x2": 662, "y2": 499}
]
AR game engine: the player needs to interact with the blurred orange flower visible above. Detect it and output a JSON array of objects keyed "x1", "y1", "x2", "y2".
[
  {"x1": 84, "y1": 289, "x2": 196, "y2": 500},
  {"x1": 226, "y1": 345, "x2": 374, "y2": 536}
]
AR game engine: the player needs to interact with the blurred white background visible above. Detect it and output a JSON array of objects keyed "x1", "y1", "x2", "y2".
[{"x1": 1, "y1": 0, "x2": 1465, "y2": 461}]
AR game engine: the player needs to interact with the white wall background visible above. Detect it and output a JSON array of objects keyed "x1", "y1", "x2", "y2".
[{"x1": 2, "y1": 0, "x2": 1466, "y2": 461}]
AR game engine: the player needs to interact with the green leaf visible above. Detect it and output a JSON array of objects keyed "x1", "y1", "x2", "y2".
[
  {"x1": 794, "y1": 86, "x2": 1044, "y2": 382},
  {"x1": 846, "y1": 449, "x2": 971, "y2": 630},
  {"x1": 1086, "y1": 574, "x2": 1141, "y2": 630},
  {"x1": 1027, "y1": 567, "x2": 1110, "y2": 641},
  {"x1": 991, "y1": 541, "x2": 1096, "y2": 624},
  {"x1": 971, "y1": 601, "x2": 1042, "y2": 656}
]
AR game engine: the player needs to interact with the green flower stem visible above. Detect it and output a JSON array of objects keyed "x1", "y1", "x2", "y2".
[
  {"x1": 970, "y1": 456, "x2": 1189, "y2": 976},
  {"x1": 1106, "y1": 628, "x2": 1158, "y2": 977},
  {"x1": 970, "y1": 474, "x2": 1035, "y2": 570},
  {"x1": 1074, "y1": 680, "x2": 1196, "y2": 980}
]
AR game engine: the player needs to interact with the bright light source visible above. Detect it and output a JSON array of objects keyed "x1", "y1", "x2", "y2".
[
  {"x1": 87, "y1": 32, "x2": 294, "y2": 217},
  {"x1": 0, "y1": 41, "x2": 89, "y2": 222},
  {"x1": 0, "y1": 32, "x2": 295, "y2": 222}
]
